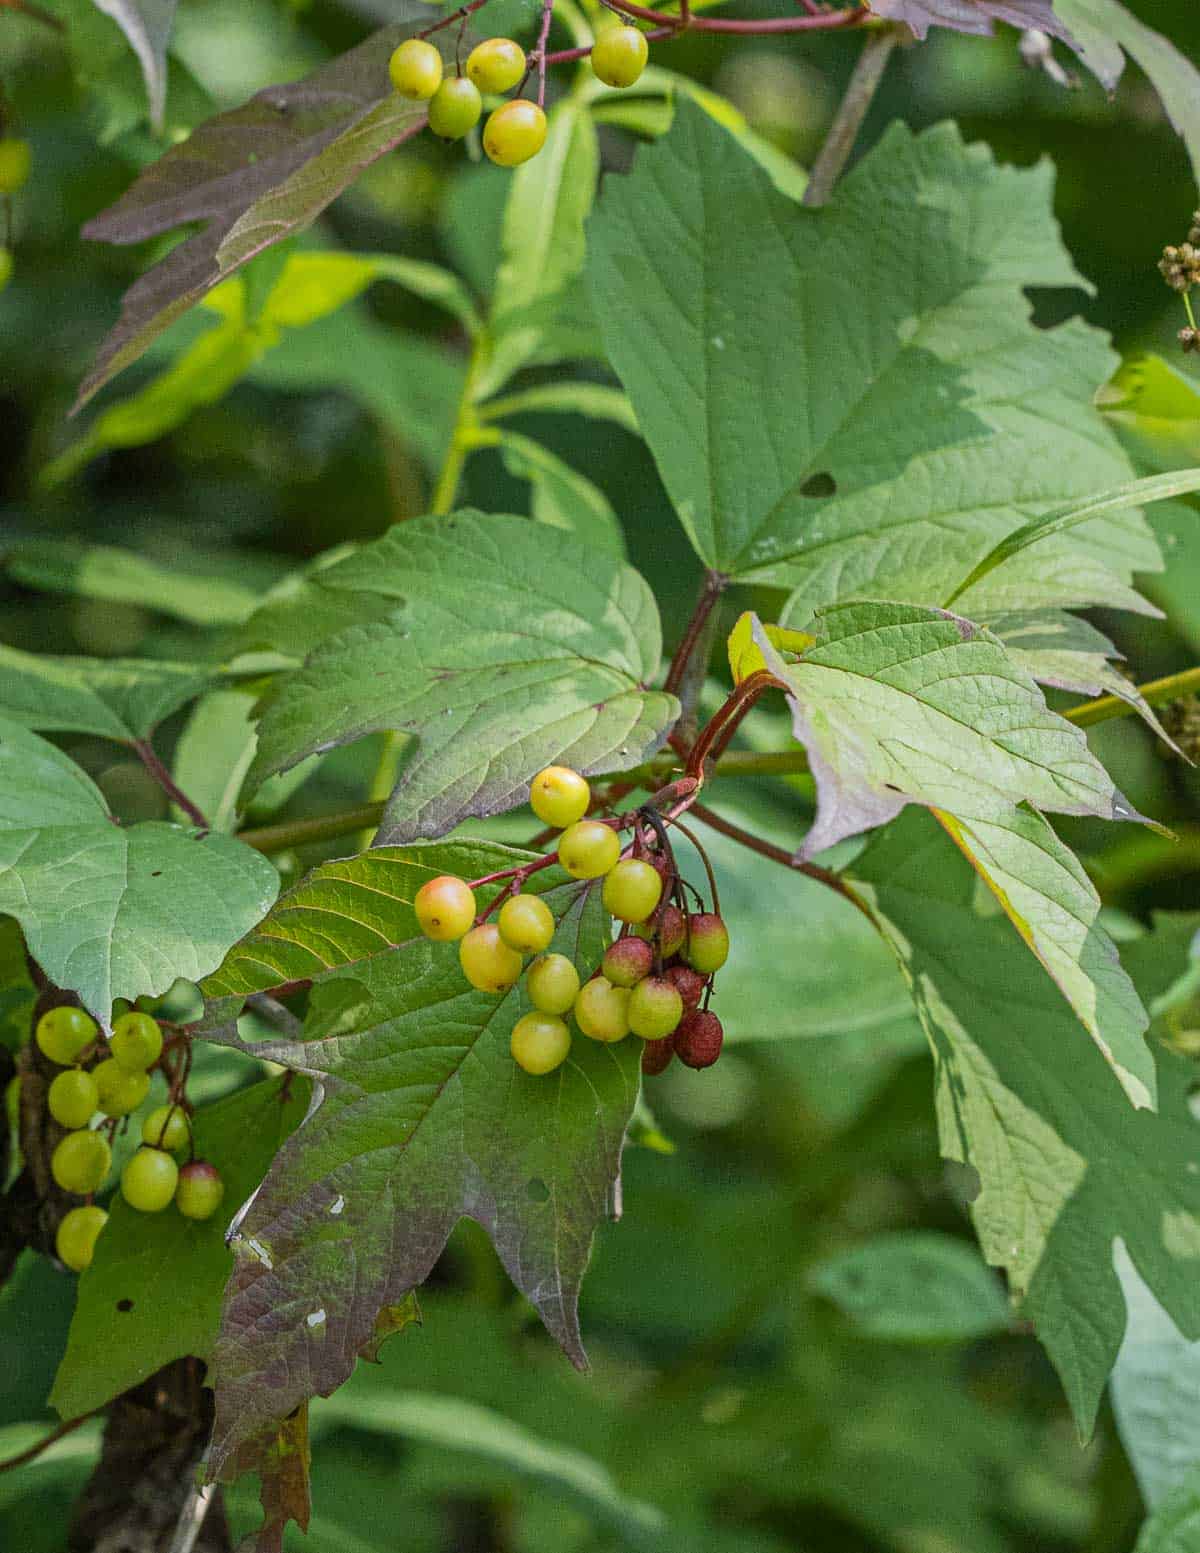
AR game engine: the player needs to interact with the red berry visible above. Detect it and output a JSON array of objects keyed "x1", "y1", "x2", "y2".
[
  {"x1": 601, "y1": 937, "x2": 654, "y2": 988},
  {"x1": 635, "y1": 904, "x2": 685, "y2": 958},
  {"x1": 641, "y1": 1038, "x2": 673, "y2": 1076},
  {"x1": 665, "y1": 964, "x2": 707, "y2": 1010},
  {"x1": 673, "y1": 1009, "x2": 723, "y2": 1069}
]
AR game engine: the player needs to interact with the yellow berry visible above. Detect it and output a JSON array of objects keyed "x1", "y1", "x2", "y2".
[
  {"x1": 511, "y1": 1012, "x2": 571, "y2": 1074},
  {"x1": 459, "y1": 924, "x2": 524, "y2": 993},
  {"x1": 110, "y1": 1011, "x2": 163, "y2": 1071},
  {"x1": 142, "y1": 1104, "x2": 191, "y2": 1152},
  {"x1": 526, "y1": 953, "x2": 581, "y2": 1015},
  {"x1": 47, "y1": 1069, "x2": 100, "y2": 1130},
  {"x1": 0, "y1": 138, "x2": 31, "y2": 196},
  {"x1": 498, "y1": 893, "x2": 556, "y2": 955},
  {"x1": 557, "y1": 820, "x2": 621, "y2": 880},
  {"x1": 427, "y1": 76, "x2": 483, "y2": 139},
  {"x1": 415, "y1": 875, "x2": 477, "y2": 941},
  {"x1": 94, "y1": 1058, "x2": 150, "y2": 1118},
  {"x1": 35, "y1": 1006, "x2": 98, "y2": 1066},
  {"x1": 601, "y1": 858, "x2": 664, "y2": 924},
  {"x1": 121, "y1": 1147, "x2": 179, "y2": 1213},
  {"x1": 466, "y1": 37, "x2": 526, "y2": 94},
  {"x1": 56, "y1": 1206, "x2": 108, "y2": 1272},
  {"x1": 590, "y1": 26, "x2": 648, "y2": 89},
  {"x1": 389, "y1": 39, "x2": 444, "y2": 100},
  {"x1": 483, "y1": 100, "x2": 547, "y2": 168},
  {"x1": 0, "y1": 249, "x2": 12, "y2": 294},
  {"x1": 574, "y1": 979, "x2": 630, "y2": 1043},
  {"x1": 51, "y1": 1129, "x2": 111, "y2": 1195},
  {"x1": 529, "y1": 766, "x2": 590, "y2": 829}
]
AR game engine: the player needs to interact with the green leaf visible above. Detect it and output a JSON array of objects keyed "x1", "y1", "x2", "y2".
[
  {"x1": 479, "y1": 381, "x2": 638, "y2": 433},
  {"x1": 0, "y1": 719, "x2": 279, "y2": 1020},
  {"x1": 172, "y1": 687, "x2": 318, "y2": 833},
  {"x1": 497, "y1": 430, "x2": 627, "y2": 556},
  {"x1": 808, "y1": 1231, "x2": 1011, "y2": 1343},
  {"x1": 846, "y1": 817, "x2": 1200, "y2": 1431},
  {"x1": 50, "y1": 1074, "x2": 310, "y2": 1419},
  {"x1": 0, "y1": 644, "x2": 214, "y2": 743},
  {"x1": 1099, "y1": 354, "x2": 1200, "y2": 473},
  {"x1": 1136, "y1": 1466, "x2": 1200, "y2": 1553},
  {"x1": 243, "y1": 512, "x2": 677, "y2": 843},
  {"x1": 587, "y1": 108, "x2": 1155, "y2": 613},
  {"x1": 89, "y1": 0, "x2": 177, "y2": 132},
  {"x1": 199, "y1": 841, "x2": 641, "y2": 1477}
]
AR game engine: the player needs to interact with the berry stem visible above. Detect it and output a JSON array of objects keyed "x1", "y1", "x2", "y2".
[
  {"x1": 801, "y1": 21, "x2": 901, "y2": 208},
  {"x1": 686, "y1": 670, "x2": 785, "y2": 778},
  {"x1": 532, "y1": 0, "x2": 555, "y2": 107},
  {"x1": 132, "y1": 740, "x2": 209, "y2": 831},
  {"x1": 0, "y1": 1410, "x2": 97, "y2": 1475},
  {"x1": 1062, "y1": 662, "x2": 1200, "y2": 728},
  {"x1": 662, "y1": 814, "x2": 721, "y2": 915},
  {"x1": 1184, "y1": 293, "x2": 1198, "y2": 331},
  {"x1": 664, "y1": 570, "x2": 730, "y2": 751},
  {"x1": 417, "y1": 0, "x2": 492, "y2": 40}
]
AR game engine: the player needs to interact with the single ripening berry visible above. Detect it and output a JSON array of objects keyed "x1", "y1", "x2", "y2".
[
  {"x1": 683, "y1": 912, "x2": 730, "y2": 975},
  {"x1": 0, "y1": 138, "x2": 32, "y2": 195},
  {"x1": 415, "y1": 875, "x2": 476, "y2": 941},
  {"x1": 142, "y1": 1104, "x2": 190, "y2": 1152},
  {"x1": 627, "y1": 977, "x2": 684, "y2": 1040},
  {"x1": 459, "y1": 924, "x2": 524, "y2": 993},
  {"x1": 51, "y1": 1130, "x2": 111, "y2": 1195},
  {"x1": 574, "y1": 979, "x2": 631, "y2": 1043},
  {"x1": 511, "y1": 1012, "x2": 572, "y2": 1075},
  {"x1": 498, "y1": 893, "x2": 556, "y2": 955},
  {"x1": 590, "y1": 25, "x2": 648, "y2": 89},
  {"x1": 601, "y1": 937, "x2": 654, "y2": 988},
  {"x1": 176, "y1": 1160, "x2": 226, "y2": 1220},
  {"x1": 389, "y1": 39, "x2": 444, "y2": 100},
  {"x1": 665, "y1": 964, "x2": 707, "y2": 1010},
  {"x1": 428, "y1": 76, "x2": 483, "y2": 139},
  {"x1": 121, "y1": 1147, "x2": 179, "y2": 1213},
  {"x1": 636, "y1": 904, "x2": 685, "y2": 958},
  {"x1": 602, "y1": 858, "x2": 663, "y2": 924},
  {"x1": 55, "y1": 1206, "x2": 108, "y2": 1272},
  {"x1": 47, "y1": 1069, "x2": 100, "y2": 1130},
  {"x1": 526, "y1": 953, "x2": 580, "y2": 1015},
  {"x1": 110, "y1": 1011, "x2": 163, "y2": 1072},
  {"x1": 557, "y1": 820, "x2": 621, "y2": 880},
  {"x1": 529, "y1": 765, "x2": 590, "y2": 829},
  {"x1": 483, "y1": 100, "x2": 547, "y2": 167},
  {"x1": 35, "y1": 1006, "x2": 97, "y2": 1066},
  {"x1": 94, "y1": 1058, "x2": 150, "y2": 1118},
  {"x1": 641, "y1": 1038, "x2": 673, "y2": 1076},
  {"x1": 674, "y1": 1009, "x2": 724, "y2": 1069},
  {"x1": 466, "y1": 37, "x2": 526, "y2": 94}
]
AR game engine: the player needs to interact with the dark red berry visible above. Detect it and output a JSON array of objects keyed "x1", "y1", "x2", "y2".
[
  {"x1": 674, "y1": 1009, "x2": 723, "y2": 1069},
  {"x1": 641, "y1": 1038, "x2": 673, "y2": 1076},
  {"x1": 665, "y1": 964, "x2": 707, "y2": 1010},
  {"x1": 636, "y1": 904, "x2": 686, "y2": 958},
  {"x1": 602, "y1": 936, "x2": 654, "y2": 988}
]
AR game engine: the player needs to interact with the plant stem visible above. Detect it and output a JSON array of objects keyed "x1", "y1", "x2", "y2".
[
  {"x1": 802, "y1": 22, "x2": 900, "y2": 207},
  {"x1": 1064, "y1": 663, "x2": 1200, "y2": 727},
  {"x1": 133, "y1": 740, "x2": 209, "y2": 830},
  {"x1": 417, "y1": 0, "x2": 492, "y2": 38},
  {"x1": 239, "y1": 803, "x2": 391, "y2": 854},
  {"x1": 666, "y1": 569, "x2": 730, "y2": 743},
  {"x1": 0, "y1": 1412, "x2": 95, "y2": 1474},
  {"x1": 1087, "y1": 825, "x2": 1200, "y2": 900}
]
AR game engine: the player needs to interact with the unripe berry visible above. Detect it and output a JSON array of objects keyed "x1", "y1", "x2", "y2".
[
  {"x1": 94, "y1": 1058, "x2": 150, "y2": 1118},
  {"x1": 0, "y1": 138, "x2": 32, "y2": 195},
  {"x1": 466, "y1": 37, "x2": 526, "y2": 94},
  {"x1": 389, "y1": 39, "x2": 444, "y2": 100},
  {"x1": 459, "y1": 924, "x2": 524, "y2": 993},
  {"x1": 557, "y1": 820, "x2": 621, "y2": 880},
  {"x1": 602, "y1": 858, "x2": 663, "y2": 924},
  {"x1": 51, "y1": 1130, "x2": 111, "y2": 1195},
  {"x1": 47, "y1": 1069, "x2": 100, "y2": 1130},
  {"x1": 635, "y1": 904, "x2": 685, "y2": 958},
  {"x1": 601, "y1": 936, "x2": 654, "y2": 988},
  {"x1": 56, "y1": 1206, "x2": 108, "y2": 1272},
  {"x1": 510, "y1": 1012, "x2": 571, "y2": 1075},
  {"x1": 142, "y1": 1104, "x2": 190, "y2": 1152},
  {"x1": 674, "y1": 1009, "x2": 723, "y2": 1069},
  {"x1": 428, "y1": 76, "x2": 483, "y2": 139},
  {"x1": 628, "y1": 976, "x2": 683, "y2": 1040},
  {"x1": 498, "y1": 893, "x2": 555, "y2": 955},
  {"x1": 683, "y1": 913, "x2": 730, "y2": 975},
  {"x1": 35, "y1": 1005, "x2": 97, "y2": 1066},
  {"x1": 526, "y1": 953, "x2": 580, "y2": 1015},
  {"x1": 121, "y1": 1147, "x2": 179, "y2": 1213},
  {"x1": 574, "y1": 979, "x2": 630, "y2": 1043},
  {"x1": 483, "y1": 100, "x2": 547, "y2": 168},
  {"x1": 590, "y1": 26, "x2": 648, "y2": 89},
  {"x1": 0, "y1": 248, "x2": 12, "y2": 294},
  {"x1": 664, "y1": 964, "x2": 707, "y2": 1010},
  {"x1": 175, "y1": 1160, "x2": 225, "y2": 1220},
  {"x1": 641, "y1": 1037, "x2": 673, "y2": 1076},
  {"x1": 415, "y1": 875, "x2": 476, "y2": 941},
  {"x1": 529, "y1": 765, "x2": 591, "y2": 829},
  {"x1": 110, "y1": 1011, "x2": 163, "y2": 1072}
]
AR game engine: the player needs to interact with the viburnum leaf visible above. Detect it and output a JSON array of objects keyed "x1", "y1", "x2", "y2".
[
  {"x1": 846, "y1": 817, "x2": 1200, "y2": 1430},
  {"x1": 0, "y1": 719, "x2": 279, "y2": 1021},
  {"x1": 587, "y1": 108, "x2": 1157, "y2": 614},
  {"x1": 197, "y1": 841, "x2": 641, "y2": 1477},
  {"x1": 88, "y1": 0, "x2": 177, "y2": 132},
  {"x1": 0, "y1": 644, "x2": 214, "y2": 744},
  {"x1": 76, "y1": 22, "x2": 438, "y2": 408},
  {"x1": 240, "y1": 512, "x2": 677, "y2": 843}
]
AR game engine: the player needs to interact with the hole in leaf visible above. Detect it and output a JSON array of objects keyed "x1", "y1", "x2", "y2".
[
  {"x1": 526, "y1": 1178, "x2": 550, "y2": 1204},
  {"x1": 116, "y1": 1298, "x2": 134, "y2": 1312},
  {"x1": 800, "y1": 472, "x2": 836, "y2": 499}
]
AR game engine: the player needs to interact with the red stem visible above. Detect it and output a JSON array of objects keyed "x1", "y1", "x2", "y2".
[
  {"x1": 686, "y1": 671, "x2": 784, "y2": 777},
  {"x1": 132, "y1": 740, "x2": 209, "y2": 831},
  {"x1": 664, "y1": 570, "x2": 729, "y2": 698},
  {"x1": 589, "y1": 0, "x2": 867, "y2": 30},
  {"x1": 418, "y1": 0, "x2": 492, "y2": 38},
  {"x1": 532, "y1": 0, "x2": 556, "y2": 106}
]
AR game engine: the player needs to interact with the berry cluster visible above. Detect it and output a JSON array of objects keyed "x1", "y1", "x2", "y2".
[
  {"x1": 34, "y1": 1006, "x2": 224, "y2": 1273},
  {"x1": 388, "y1": 22, "x2": 648, "y2": 168},
  {"x1": 1157, "y1": 214, "x2": 1200, "y2": 353},
  {"x1": 415, "y1": 766, "x2": 727, "y2": 1078},
  {"x1": 0, "y1": 135, "x2": 31, "y2": 295}
]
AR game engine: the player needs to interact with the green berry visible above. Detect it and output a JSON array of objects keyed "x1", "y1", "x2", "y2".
[
  {"x1": 94, "y1": 1058, "x2": 150, "y2": 1118},
  {"x1": 121, "y1": 1147, "x2": 179, "y2": 1213},
  {"x1": 510, "y1": 1012, "x2": 571, "y2": 1075},
  {"x1": 0, "y1": 138, "x2": 32, "y2": 195},
  {"x1": 175, "y1": 1160, "x2": 225, "y2": 1221},
  {"x1": 427, "y1": 76, "x2": 483, "y2": 139},
  {"x1": 526, "y1": 953, "x2": 581, "y2": 1015},
  {"x1": 557, "y1": 820, "x2": 621, "y2": 880},
  {"x1": 574, "y1": 979, "x2": 630, "y2": 1043},
  {"x1": 47, "y1": 1069, "x2": 100, "y2": 1130},
  {"x1": 635, "y1": 904, "x2": 686, "y2": 958},
  {"x1": 601, "y1": 937, "x2": 654, "y2": 988},
  {"x1": 35, "y1": 1006, "x2": 97, "y2": 1066},
  {"x1": 684, "y1": 913, "x2": 730, "y2": 975},
  {"x1": 56, "y1": 1206, "x2": 108, "y2": 1272},
  {"x1": 590, "y1": 26, "x2": 648, "y2": 89},
  {"x1": 602, "y1": 858, "x2": 663, "y2": 924},
  {"x1": 466, "y1": 37, "x2": 526, "y2": 94},
  {"x1": 0, "y1": 248, "x2": 12, "y2": 294},
  {"x1": 51, "y1": 1130, "x2": 111, "y2": 1195},
  {"x1": 498, "y1": 893, "x2": 555, "y2": 955},
  {"x1": 142, "y1": 1104, "x2": 190, "y2": 1152},
  {"x1": 483, "y1": 100, "x2": 547, "y2": 168},
  {"x1": 415, "y1": 875, "x2": 476, "y2": 941},
  {"x1": 459, "y1": 924, "x2": 524, "y2": 993},
  {"x1": 110, "y1": 1011, "x2": 163, "y2": 1072},
  {"x1": 389, "y1": 39, "x2": 444, "y2": 100},
  {"x1": 529, "y1": 765, "x2": 590, "y2": 829},
  {"x1": 628, "y1": 976, "x2": 684, "y2": 1040}
]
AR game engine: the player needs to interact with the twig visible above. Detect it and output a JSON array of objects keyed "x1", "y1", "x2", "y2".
[
  {"x1": 0, "y1": 1412, "x2": 95, "y2": 1473},
  {"x1": 802, "y1": 22, "x2": 900, "y2": 207},
  {"x1": 417, "y1": 0, "x2": 492, "y2": 38},
  {"x1": 532, "y1": 0, "x2": 555, "y2": 107},
  {"x1": 132, "y1": 740, "x2": 209, "y2": 831},
  {"x1": 1064, "y1": 664, "x2": 1200, "y2": 728}
]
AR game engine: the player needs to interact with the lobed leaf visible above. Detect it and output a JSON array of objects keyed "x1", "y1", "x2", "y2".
[{"x1": 0, "y1": 645, "x2": 214, "y2": 744}]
